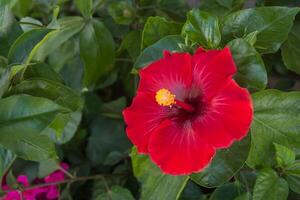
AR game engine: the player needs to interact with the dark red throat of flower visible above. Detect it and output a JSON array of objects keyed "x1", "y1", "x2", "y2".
[{"x1": 155, "y1": 88, "x2": 195, "y2": 112}]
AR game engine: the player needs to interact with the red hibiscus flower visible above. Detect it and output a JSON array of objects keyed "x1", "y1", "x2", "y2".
[{"x1": 123, "y1": 47, "x2": 253, "y2": 175}]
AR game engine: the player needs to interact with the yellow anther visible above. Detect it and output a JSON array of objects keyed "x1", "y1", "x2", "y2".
[{"x1": 155, "y1": 88, "x2": 176, "y2": 106}]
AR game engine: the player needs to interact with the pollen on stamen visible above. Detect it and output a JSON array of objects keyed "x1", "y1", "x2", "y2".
[{"x1": 155, "y1": 88, "x2": 176, "y2": 107}]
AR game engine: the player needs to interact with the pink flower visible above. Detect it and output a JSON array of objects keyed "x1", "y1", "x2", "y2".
[{"x1": 1, "y1": 163, "x2": 69, "y2": 200}]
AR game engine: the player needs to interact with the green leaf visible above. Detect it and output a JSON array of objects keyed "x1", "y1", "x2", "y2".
[
  {"x1": 108, "y1": 0, "x2": 135, "y2": 25},
  {"x1": 0, "y1": 69, "x2": 10, "y2": 98},
  {"x1": 0, "y1": 95, "x2": 60, "y2": 161},
  {"x1": 199, "y1": 0, "x2": 244, "y2": 16},
  {"x1": 284, "y1": 162, "x2": 300, "y2": 194},
  {"x1": 100, "y1": 97, "x2": 126, "y2": 119},
  {"x1": 75, "y1": 0, "x2": 92, "y2": 17},
  {"x1": 119, "y1": 30, "x2": 142, "y2": 60},
  {"x1": 274, "y1": 143, "x2": 295, "y2": 168},
  {"x1": 0, "y1": 145, "x2": 15, "y2": 180},
  {"x1": 10, "y1": 0, "x2": 33, "y2": 17},
  {"x1": 131, "y1": 147, "x2": 189, "y2": 200},
  {"x1": 191, "y1": 135, "x2": 250, "y2": 188},
  {"x1": 28, "y1": 17, "x2": 84, "y2": 63},
  {"x1": 79, "y1": 19, "x2": 115, "y2": 88},
  {"x1": 38, "y1": 159, "x2": 59, "y2": 178},
  {"x1": 222, "y1": 7, "x2": 300, "y2": 54},
  {"x1": 23, "y1": 63, "x2": 64, "y2": 83},
  {"x1": 228, "y1": 38, "x2": 267, "y2": 90},
  {"x1": 209, "y1": 182, "x2": 245, "y2": 200},
  {"x1": 142, "y1": 16, "x2": 181, "y2": 49},
  {"x1": 0, "y1": 5, "x2": 23, "y2": 57},
  {"x1": 281, "y1": 21, "x2": 300, "y2": 75},
  {"x1": 182, "y1": 9, "x2": 221, "y2": 49},
  {"x1": 95, "y1": 185, "x2": 135, "y2": 200},
  {"x1": 178, "y1": 181, "x2": 206, "y2": 200},
  {"x1": 247, "y1": 90, "x2": 300, "y2": 168},
  {"x1": 86, "y1": 116, "x2": 131, "y2": 165},
  {"x1": 8, "y1": 28, "x2": 50, "y2": 64},
  {"x1": 135, "y1": 35, "x2": 184, "y2": 69},
  {"x1": 253, "y1": 168, "x2": 289, "y2": 200}
]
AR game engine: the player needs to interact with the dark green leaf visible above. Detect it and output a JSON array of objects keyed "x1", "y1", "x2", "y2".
[
  {"x1": 0, "y1": 145, "x2": 15, "y2": 180},
  {"x1": 228, "y1": 38, "x2": 267, "y2": 90},
  {"x1": 108, "y1": 0, "x2": 135, "y2": 25},
  {"x1": 131, "y1": 147, "x2": 189, "y2": 200},
  {"x1": 8, "y1": 28, "x2": 50, "y2": 64},
  {"x1": 0, "y1": 5, "x2": 23, "y2": 57},
  {"x1": 285, "y1": 162, "x2": 300, "y2": 194},
  {"x1": 142, "y1": 16, "x2": 181, "y2": 48},
  {"x1": 182, "y1": 9, "x2": 221, "y2": 49},
  {"x1": 135, "y1": 35, "x2": 184, "y2": 69},
  {"x1": 274, "y1": 143, "x2": 295, "y2": 168},
  {"x1": 75, "y1": 0, "x2": 92, "y2": 17},
  {"x1": 281, "y1": 21, "x2": 300, "y2": 75},
  {"x1": 0, "y1": 95, "x2": 60, "y2": 161},
  {"x1": 79, "y1": 20, "x2": 115, "y2": 88},
  {"x1": 95, "y1": 185, "x2": 135, "y2": 200},
  {"x1": 100, "y1": 97, "x2": 126, "y2": 119},
  {"x1": 119, "y1": 30, "x2": 142, "y2": 60},
  {"x1": 38, "y1": 159, "x2": 59, "y2": 178},
  {"x1": 191, "y1": 135, "x2": 250, "y2": 188},
  {"x1": 199, "y1": 0, "x2": 244, "y2": 16},
  {"x1": 209, "y1": 182, "x2": 245, "y2": 200},
  {"x1": 0, "y1": 69, "x2": 10, "y2": 98},
  {"x1": 247, "y1": 90, "x2": 300, "y2": 168},
  {"x1": 222, "y1": 7, "x2": 299, "y2": 54},
  {"x1": 179, "y1": 181, "x2": 207, "y2": 200},
  {"x1": 86, "y1": 116, "x2": 131, "y2": 165},
  {"x1": 253, "y1": 168, "x2": 289, "y2": 200}
]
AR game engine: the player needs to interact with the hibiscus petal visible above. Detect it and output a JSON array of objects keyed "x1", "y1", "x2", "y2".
[
  {"x1": 192, "y1": 47, "x2": 237, "y2": 100},
  {"x1": 138, "y1": 52, "x2": 193, "y2": 100},
  {"x1": 148, "y1": 120, "x2": 216, "y2": 175},
  {"x1": 195, "y1": 80, "x2": 253, "y2": 148},
  {"x1": 123, "y1": 92, "x2": 170, "y2": 153}
]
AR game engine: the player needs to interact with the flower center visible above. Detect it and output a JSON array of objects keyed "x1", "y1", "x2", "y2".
[
  {"x1": 155, "y1": 88, "x2": 176, "y2": 106},
  {"x1": 155, "y1": 88, "x2": 194, "y2": 112}
]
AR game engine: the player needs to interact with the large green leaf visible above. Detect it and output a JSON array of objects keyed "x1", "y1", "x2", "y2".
[
  {"x1": 142, "y1": 16, "x2": 181, "y2": 49},
  {"x1": 79, "y1": 19, "x2": 115, "y2": 88},
  {"x1": 182, "y1": 9, "x2": 221, "y2": 49},
  {"x1": 191, "y1": 135, "x2": 250, "y2": 188},
  {"x1": 131, "y1": 148, "x2": 189, "y2": 200},
  {"x1": 281, "y1": 21, "x2": 300, "y2": 75},
  {"x1": 28, "y1": 17, "x2": 84, "y2": 63},
  {"x1": 253, "y1": 168, "x2": 289, "y2": 200},
  {"x1": 199, "y1": 0, "x2": 244, "y2": 16},
  {"x1": 228, "y1": 38, "x2": 267, "y2": 90},
  {"x1": 0, "y1": 95, "x2": 60, "y2": 161},
  {"x1": 222, "y1": 7, "x2": 299, "y2": 54},
  {"x1": 0, "y1": 145, "x2": 15, "y2": 180},
  {"x1": 8, "y1": 28, "x2": 50, "y2": 64},
  {"x1": 8, "y1": 77, "x2": 83, "y2": 144},
  {"x1": 135, "y1": 35, "x2": 184, "y2": 69},
  {"x1": 285, "y1": 162, "x2": 300, "y2": 194},
  {"x1": 209, "y1": 182, "x2": 246, "y2": 200},
  {"x1": 0, "y1": 5, "x2": 22, "y2": 57},
  {"x1": 247, "y1": 90, "x2": 300, "y2": 168}
]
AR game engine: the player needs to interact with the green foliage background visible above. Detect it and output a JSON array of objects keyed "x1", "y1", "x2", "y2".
[{"x1": 1, "y1": 0, "x2": 300, "y2": 199}]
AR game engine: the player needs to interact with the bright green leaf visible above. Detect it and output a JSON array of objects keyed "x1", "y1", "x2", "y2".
[
  {"x1": 191, "y1": 135, "x2": 250, "y2": 188},
  {"x1": 142, "y1": 16, "x2": 181, "y2": 49},
  {"x1": 75, "y1": 0, "x2": 92, "y2": 17},
  {"x1": 222, "y1": 7, "x2": 299, "y2": 54},
  {"x1": 285, "y1": 162, "x2": 300, "y2": 194},
  {"x1": 247, "y1": 90, "x2": 300, "y2": 168},
  {"x1": 253, "y1": 168, "x2": 289, "y2": 200},
  {"x1": 274, "y1": 143, "x2": 295, "y2": 168},
  {"x1": 182, "y1": 9, "x2": 221, "y2": 49},
  {"x1": 135, "y1": 35, "x2": 184, "y2": 69},
  {"x1": 8, "y1": 28, "x2": 50, "y2": 64},
  {"x1": 131, "y1": 147, "x2": 189, "y2": 200},
  {"x1": 228, "y1": 38, "x2": 267, "y2": 90}
]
